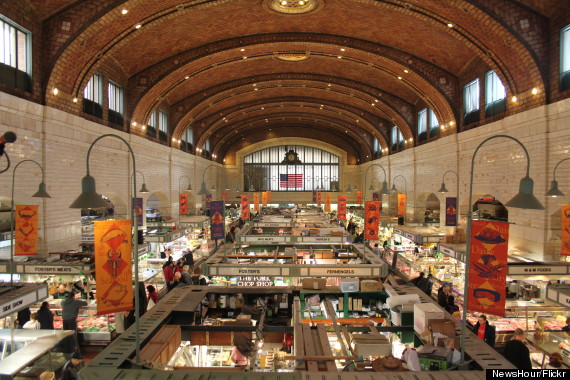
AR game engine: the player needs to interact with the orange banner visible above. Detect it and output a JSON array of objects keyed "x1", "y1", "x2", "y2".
[
  {"x1": 357, "y1": 191, "x2": 362, "y2": 204},
  {"x1": 241, "y1": 195, "x2": 250, "y2": 221},
  {"x1": 254, "y1": 193, "x2": 260, "y2": 212},
  {"x1": 338, "y1": 195, "x2": 347, "y2": 221},
  {"x1": 179, "y1": 193, "x2": 188, "y2": 215},
  {"x1": 365, "y1": 201, "x2": 380, "y2": 240},
  {"x1": 317, "y1": 192, "x2": 322, "y2": 206},
  {"x1": 222, "y1": 191, "x2": 228, "y2": 203},
  {"x1": 15, "y1": 205, "x2": 39, "y2": 256},
  {"x1": 325, "y1": 194, "x2": 331, "y2": 212},
  {"x1": 562, "y1": 206, "x2": 570, "y2": 255},
  {"x1": 94, "y1": 220, "x2": 133, "y2": 315},
  {"x1": 262, "y1": 191, "x2": 267, "y2": 207},
  {"x1": 267, "y1": 191, "x2": 272, "y2": 202},
  {"x1": 397, "y1": 194, "x2": 406, "y2": 216},
  {"x1": 467, "y1": 220, "x2": 508, "y2": 317}
]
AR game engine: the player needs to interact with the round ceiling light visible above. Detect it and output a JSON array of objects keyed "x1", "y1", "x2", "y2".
[{"x1": 266, "y1": 0, "x2": 322, "y2": 14}]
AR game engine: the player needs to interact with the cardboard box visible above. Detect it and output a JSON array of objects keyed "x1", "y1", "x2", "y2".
[
  {"x1": 417, "y1": 345, "x2": 453, "y2": 371},
  {"x1": 360, "y1": 280, "x2": 382, "y2": 292},
  {"x1": 429, "y1": 319, "x2": 459, "y2": 348},
  {"x1": 302, "y1": 278, "x2": 327, "y2": 290},
  {"x1": 235, "y1": 314, "x2": 252, "y2": 325},
  {"x1": 351, "y1": 334, "x2": 391, "y2": 356},
  {"x1": 414, "y1": 303, "x2": 445, "y2": 334},
  {"x1": 339, "y1": 278, "x2": 359, "y2": 292}
]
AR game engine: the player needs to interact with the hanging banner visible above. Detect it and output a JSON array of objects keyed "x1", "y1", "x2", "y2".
[
  {"x1": 365, "y1": 201, "x2": 380, "y2": 240},
  {"x1": 445, "y1": 197, "x2": 457, "y2": 226},
  {"x1": 562, "y1": 206, "x2": 570, "y2": 256},
  {"x1": 179, "y1": 194, "x2": 188, "y2": 215},
  {"x1": 205, "y1": 193, "x2": 212, "y2": 210},
  {"x1": 317, "y1": 192, "x2": 322, "y2": 206},
  {"x1": 94, "y1": 220, "x2": 133, "y2": 315},
  {"x1": 254, "y1": 193, "x2": 260, "y2": 212},
  {"x1": 210, "y1": 201, "x2": 225, "y2": 240},
  {"x1": 267, "y1": 191, "x2": 272, "y2": 202},
  {"x1": 241, "y1": 195, "x2": 250, "y2": 221},
  {"x1": 312, "y1": 191, "x2": 317, "y2": 203},
  {"x1": 132, "y1": 198, "x2": 144, "y2": 226},
  {"x1": 338, "y1": 195, "x2": 347, "y2": 221},
  {"x1": 467, "y1": 220, "x2": 509, "y2": 317},
  {"x1": 357, "y1": 191, "x2": 363, "y2": 204},
  {"x1": 325, "y1": 194, "x2": 331, "y2": 212},
  {"x1": 262, "y1": 191, "x2": 268, "y2": 207},
  {"x1": 372, "y1": 192, "x2": 379, "y2": 201},
  {"x1": 397, "y1": 194, "x2": 406, "y2": 216},
  {"x1": 15, "y1": 205, "x2": 39, "y2": 256},
  {"x1": 222, "y1": 191, "x2": 228, "y2": 203}
]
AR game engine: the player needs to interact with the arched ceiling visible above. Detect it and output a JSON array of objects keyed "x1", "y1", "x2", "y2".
[{"x1": 32, "y1": 0, "x2": 560, "y2": 163}]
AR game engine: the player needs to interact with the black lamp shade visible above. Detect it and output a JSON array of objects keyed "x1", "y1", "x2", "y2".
[
  {"x1": 380, "y1": 181, "x2": 391, "y2": 195},
  {"x1": 438, "y1": 182, "x2": 449, "y2": 193},
  {"x1": 139, "y1": 183, "x2": 149, "y2": 193},
  {"x1": 546, "y1": 179, "x2": 565, "y2": 197},
  {"x1": 391, "y1": 183, "x2": 397, "y2": 192},
  {"x1": 504, "y1": 175, "x2": 545, "y2": 210},
  {"x1": 32, "y1": 182, "x2": 51, "y2": 198},
  {"x1": 197, "y1": 181, "x2": 208, "y2": 195},
  {"x1": 69, "y1": 175, "x2": 108, "y2": 209}
]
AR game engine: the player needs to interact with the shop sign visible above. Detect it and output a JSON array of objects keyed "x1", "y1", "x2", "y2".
[
  {"x1": 393, "y1": 228, "x2": 403, "y2": 235},
  {"x1": 138, "y1": 245, "x2": 149, "y2": 256},
  {"x1": 404, "y1": 232, "x2": 415, "y2": 241},
  {"x1": 439, "y1": 246, "x2": 456, "y2": 258},
  {"x1": 300, "y1": 236, "x2": 343, "y2": 243},
  {"x1": 171, "y1": 231, "x2": 183, "y2": 240},
  {"x1": 508, "y1": 265, "x2": 568, "y2": 275},
  {"x1": 309, "y1": 267, "x2": 372, "y2": 276},
  {"x1": 0, "y1": 291, "x2": 40, "y2": 317},
  {"x1": 215, "y1": 267, "x2": 283, "y2": 276},
  {"x1": 243, "y1": 236, "x2": 288, "y2": 243},
  {"x1": 231, "y1": 276, "x2": 274, "y2": 287},
  {"x1": 24, "y1": 265, "x2": 84, "y2": 274}
]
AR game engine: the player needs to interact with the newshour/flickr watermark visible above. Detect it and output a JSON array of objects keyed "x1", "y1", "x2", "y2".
[{"x1": 487, "y1": 369, "x2": 569, "y2": 378}]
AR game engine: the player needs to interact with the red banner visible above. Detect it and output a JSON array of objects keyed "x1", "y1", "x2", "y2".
[
  {"x1": 338, "y1": 195, "x2": 347, "y2": 221},
  {"x1": 357, "y1": 191, "x2": 362, "y2": 204},
  {"x1": 325, "y1": 194, "x2": 331, "y2": 212},
  {"x1": 262, "y1": 191, "x2": 268, "y2": 207},
  {"x1": 179, "y1": 194, "x2": 188, "y2": 215},
  {"x1": 317, "y1": 192, "x2": 322, "y2": 206},
  {"x1": 267, "y1": 191, "x2": 272, "y2": 202},
  {"x1": 222, "y1": 191, "x2": 228, "y2": 203},
  {"x1": 94, "y1": 220, "x2": 133, "y2": 315},
  {"x1": 467, "y1": 220, "x2": 509, "y2": 317},
  {"x1": 241, "y1": 195, "x2": 250, "y2": 221},
  {"x1": 562, "y1": 206, "x2": 570, "y2": 256},
  {"x1": 397, "y1": 194, "x2": 406, "y2": 216},
  {"x1": 254, "y1": 193, "x2": 260, "y2": 212},
  {"x1": 365, "y1": 201, "x2": 380, "y2": 240},
  {"x1": 15, "y1": 205, "x2": 39, "y2": 256}
]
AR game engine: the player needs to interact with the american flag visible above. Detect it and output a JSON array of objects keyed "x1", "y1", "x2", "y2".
[{"x1": 280, "y1": 174, "x2": 303, "y2": 188}]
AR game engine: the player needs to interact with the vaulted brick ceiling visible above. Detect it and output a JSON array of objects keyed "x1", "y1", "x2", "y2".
[{"x1": 33, "y1": 0, "x2": 559, "y2": 164}]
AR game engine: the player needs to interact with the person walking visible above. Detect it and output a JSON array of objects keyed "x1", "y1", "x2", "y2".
[
  {"x1": 61, "y1": 291, "x2": 88, "y2": 331},
  {"x1": 23, "y1": 313, "x2": 41, "y2": 329},
  {"x1": 36, "y1": 301, "x2": 55, "y2": 329},
  {"x1": 473, "y1": 314, "x2": 496, "y2": 347},
  {"x1": 504, "y1": 328, "x2": 532, "y2": 369}
]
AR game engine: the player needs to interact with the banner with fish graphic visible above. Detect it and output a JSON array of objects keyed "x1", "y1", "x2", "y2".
[
  {"x1": 338, "y1": 195, "x2": 347, "y2": 221},
  {"x1": 15, "y1": 205, "x2": 38, "y2": 256},
  {"x1": 254, "y1": 193, "x2": 260, "y2": 212},
  {"x1": 467, "y1": 220, "x2": 508, "y2": 317},
  {"x1": 325, "y1": 194, "x2": 331, "y2": 212},
  {"x1": 357, "y1": 191, "x2": 362, "y2": 204},
  {"x1": 241, "y1": 195, "x2": 250, "y2": 221},
  {"x1": 317, "y1": 192, "x2": 322, "y2": 206},
  {"x1": 94, "y1": 220, "x2": 133, "y2": 315},
  {"x1": 397, "y1": 194, "x2": 406, "y2": 216},
  {"x1": 179, "y1": 194, "x2": 188, "y2": 215},
  {"x1": 365, "y1": 201, "x2": 380, "y2": 240},
  {"x1": 209, "y1": 201, "x2": 225, "y2": 240},
  {"x1": 445, "y1": 197, "x2": 457, "y2": 226}
]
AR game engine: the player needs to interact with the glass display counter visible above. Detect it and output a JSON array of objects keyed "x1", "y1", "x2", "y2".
[{"x1": 527, "y1": 331, "x2": 570, "y2": 369}]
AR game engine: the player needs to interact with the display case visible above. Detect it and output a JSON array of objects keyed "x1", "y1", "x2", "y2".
[{"x1": 527, "y1": 331, "x2": 570, "y2": 369}]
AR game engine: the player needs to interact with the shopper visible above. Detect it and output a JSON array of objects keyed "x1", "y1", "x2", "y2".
[
  {"x1": 504, "y1": 328, "x2": 532, "y2": 369},
  {"x1": 230, "y1": 346, "x2": 248, "y2": 367},
  {"x1": 183, "y1": 248, "x2": 195, "y2": 268},
  {"x1": 193, "y1": 267, "x2": 210, "y2": 285},
  {"x1": 37, "y1": 301, "x2": 55, "y2": 330},
  {"x1": 23, "y1": 313, "x2": 41, "y2": 329},
  {"x1": 562, "y1": 317, "x2": 570, "y2": 332},
  {"x1": 445, "y1": 295, "x2": 460, "y2": 314},
  {"x1": 410, "y1": 272, "x2": 425, "y2": 287},
  {"x1": 175, "y1": 258, "x2": 185, "y2": 274},
  {"x1": 16, "y1": 307, "x2": 31, "y2": 328},
  {"x1": 162, "y1": 256, "x2": 173, "y2": 270},
  {"x1": 181, "y1": 265, "x2": 193, "y2": 285},
  {"x1": 437, "y1": 285, "x2": 450, "y2": 309},
  {"x1": 146, "y1": 285, "x2": 159, "y2": 304},
  {"x1": 164, "y1": 261, "x2": 175, "y2": 291},
  {"x1": 372, "y1": 243, "x2": 382, "y2": 257},
  {"x1": 61, "y1": 352, "x2": 83, "y2": 380},
  {"x1": 61, "y1": 291, "x2": 88, "y2": 331},
  {"x1": 419, "y1": 274, "x2": 434, "y2": 295},
  {"x1": 473, "y1": 314, "x2": 496, "y2": 347}
]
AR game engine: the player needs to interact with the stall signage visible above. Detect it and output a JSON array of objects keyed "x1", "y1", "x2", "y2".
[
  {"x1": 301, "y1": 236, "x2": 343, "y2": 243},
  {"x1": 26, "y1": 265, "x2": 84, "y2": 274},
  {"x1": 440, "y1": 246, "x2": 456, "y2": 258},
  {"x1": 215, "y1": 267, "x2": 282, "y2": 276},
  {"x1": 508, "y1": 265, "x2": 568, "y2": 275},
  {"x1": 309, "y1": 267, "x2": 372, "y2": 276},
  {"x1": 404, "y1": 232, "x2": 415, "y2": 241},
  {"x1": 244, "y1": 236, "x2": 288, "y2": 242},
  {"x1": 171, "y1": 231, "x2": 182, "y2": 240},
  {"x1": 138, "y1": 245, "x2": 149, "y2": 256},
  {"x1": 0, "y1": 291, "x2": 40, "y2": 317},
  {"x1": 232, "y1": 276, "x2": 274, "y2": 287},
  {"x1": 394, "y1": 228, "x2": 403, "y2": 235}
]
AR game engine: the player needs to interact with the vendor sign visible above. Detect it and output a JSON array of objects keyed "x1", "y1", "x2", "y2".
[
  {"x1": 94, "y1": 220, "x2": 133, "y2": 315},
  {"x1": 467, "y1": 220, "x2": 508, "y2": 317},
  {"x1": 365, "y1": 201, "x2": 380, "y2": 240},
  {"x1": 210, "y1": 201, "x2": 225, "y2": 240},
  {"x1": 357, "y1": 191, "x2": 362, "y2": 204},
  {"x1": 445, "y1": 197, "x2": 457, "y2": 226},
  {"x1": 254, "y1": 193, "x2": 260, "y2": 212},
  {"x1": 397, "y1": 194, "x2": 406, "y2": 216},
  {"x1": 562, "y1": 205, "x2": 570, "y2": 256},
  {"x1": 15, "y1": 205, "x2": 39, "y2": 256},
  {"x1": 241, "y1": 195, "x2": 250, "y2": 220},
  {"x1": 325, "y1": 194, "x2": 331, "y2": 212},
  {"x1": 179, "y1": 194, "x2": 188, "y2": 215},
  {"x1": 317, "y1": 192, "x2": 322, "y2": 206},
  {"x1": 338, "y1": 195, "x2": 347, "y2": 220}
]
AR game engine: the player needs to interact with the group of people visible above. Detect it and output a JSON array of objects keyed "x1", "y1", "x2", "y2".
[
  {"x1": 345, "y1": 218, "x2": 365, "y2": 243},
  {"x1": 409, "y1": 272, "x2": 435, "y2": 298},
  {"x1": 162, "y1": 249, "x2": 210, "y2": 291}
]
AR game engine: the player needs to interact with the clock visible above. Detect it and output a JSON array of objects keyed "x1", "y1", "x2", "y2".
[{"x1": 282, "y1": 149, "x2": 301, "y2": 164}]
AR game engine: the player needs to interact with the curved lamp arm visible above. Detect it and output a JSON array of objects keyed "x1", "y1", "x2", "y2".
[
  {"x1": 460, "y1": 134, "x2": 538, "y2": 365},
  {"x1": 81, "y1": 133, "x2": 142, "y2": 364},
  {"x1": 553, "y1": 158, "x2": 570, "y2": 180},
  {"x1": 179, "y1": 174, "x2": 191, "y2": 191},
  {"x1": 364, "y1": 164, "x2": 390, "y2": 203},
  {"x1": 441, "y1": 170, "x2": 458, "y2": 184},
  {"x1": 392, "y1": 175, "x2": 407, "y2": 193}
]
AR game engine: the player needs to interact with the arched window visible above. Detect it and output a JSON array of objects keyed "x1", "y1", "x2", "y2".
[
  {"x1": 181, "y1": 127, "x2": 193, "y2": 152},
  {"x1": 203, "y1": 138, "x2": 211, "y2": 158},
  {"x1": 391, "y1": 126, "x2": 404, "y2": 152},
  {"x1": 373, "y1": 138, "x2": 382, "y2": 159},
  {"x1": 244, "y1": 145, "x2": 339, "y2": 192}
]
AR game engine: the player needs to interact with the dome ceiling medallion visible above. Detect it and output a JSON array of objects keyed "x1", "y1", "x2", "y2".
[
  {"x1": 266, "y1": 0, "x2": 323, "y2": 14},
  {"x1": 275, "y1": 51, "x2": 311, "y2": 61}
]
